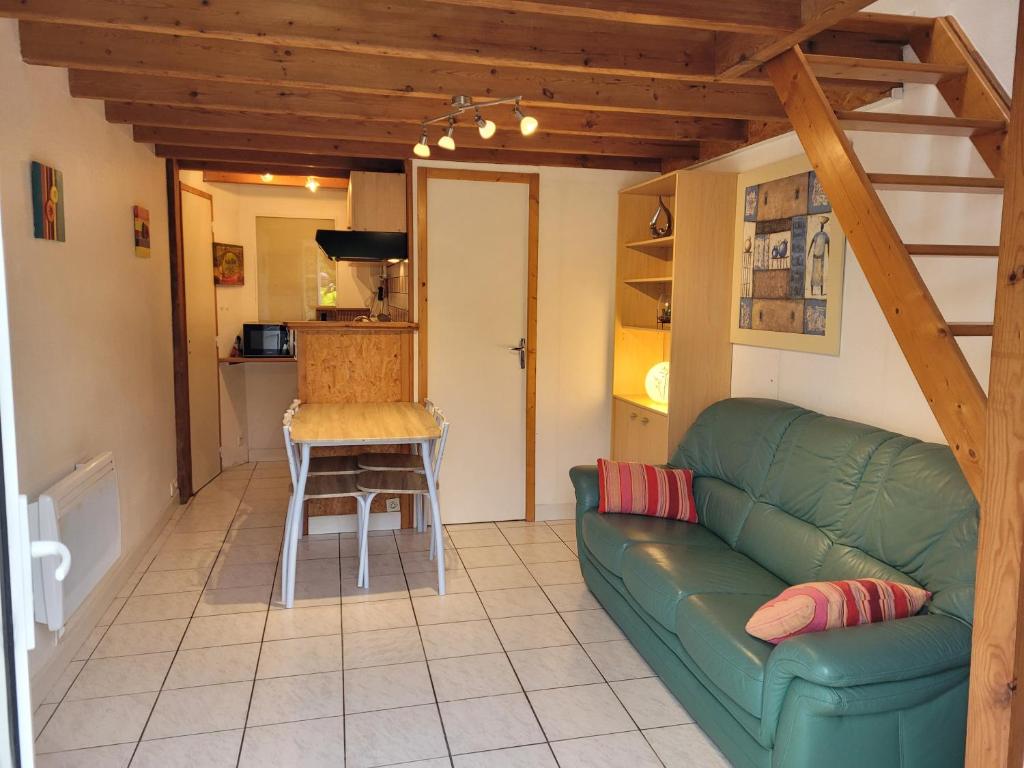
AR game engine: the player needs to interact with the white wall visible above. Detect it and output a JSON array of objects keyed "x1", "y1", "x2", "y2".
[
  {"x1": 412, "y1": 160, "x2": 653, "y2": 519},
  {"x1": 0, "y1": 19, "x2": 177, "y2": 680},
  {"x1": 178, "y1": 172, "x2": 348, "y2": 463},
  {"x1": 699, "y1": 0, "x2": 1014, "y2": 445}
]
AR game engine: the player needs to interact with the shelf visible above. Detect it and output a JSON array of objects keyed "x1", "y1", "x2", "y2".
[
  {"x1": 624, "y1": 277, "x2": 672, "y2": 286},
  {"x1": 219, "y1": 357, "x2": 296, "y2": 365},
  {"x1": 621, "y1": 324, "x2": 671, "y2": 333},
  {"x1": 621, "y1": 173, "x2": 677, "y2": 197},
  {"x1": 614, "y1": 393, "x2": 669, "y2": 416},
  {"x1": 624, "y1": 236, "x2": 674, "y2": 257}
]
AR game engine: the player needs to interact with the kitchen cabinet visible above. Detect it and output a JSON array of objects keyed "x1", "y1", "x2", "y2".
[
  {"x1": 612, "y1": 396, "x2": 668, "y2": 465},
  {"x1": 347, "y1": 171, "x2": 407, "y2": 232}
]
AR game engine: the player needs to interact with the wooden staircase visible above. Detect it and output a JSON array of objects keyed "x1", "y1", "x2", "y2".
[{"x1": 768, "y1": 12, "x2": 1023, "y2": 768}]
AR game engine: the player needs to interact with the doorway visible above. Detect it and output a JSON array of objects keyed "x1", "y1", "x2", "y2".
[{"x1": 417, "y1": 168, "x2": 539, "y2": 523}]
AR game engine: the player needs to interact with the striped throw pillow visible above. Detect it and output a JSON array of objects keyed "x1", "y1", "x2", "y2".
[
  {"x1": 745, "y1": 578, "x2": 931, "y2": 645},
  {"x1": 596, "y1": 459, "x2": 697, "y2": 522}
]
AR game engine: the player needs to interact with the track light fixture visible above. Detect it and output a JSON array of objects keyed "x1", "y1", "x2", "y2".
[{"x1": 411, "y1": 94, "x2": 538, "y2": 156}]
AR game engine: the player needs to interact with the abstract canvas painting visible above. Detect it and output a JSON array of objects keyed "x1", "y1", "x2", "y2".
[
  {"x1": 133, "y1": 205, "x2": 151, "y2": 258},
  {"x1": 31, "y1": 161, "x2": 65, "y2": 242},
  {"x1": 732, "y1": 163, "x2": 845, "y2": 355},
  {"x1": 213, "y1": 242, "x2": 244, "y2": 285}
]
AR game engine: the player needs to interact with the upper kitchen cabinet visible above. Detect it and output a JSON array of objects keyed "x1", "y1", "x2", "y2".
[{"x1": 347, "y1": 171, "x2": 407, "y2": 232}]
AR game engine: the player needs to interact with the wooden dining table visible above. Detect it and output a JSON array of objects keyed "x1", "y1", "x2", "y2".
[{"x1": 283, "y1": 402, "x2": 445, "y2": 607}]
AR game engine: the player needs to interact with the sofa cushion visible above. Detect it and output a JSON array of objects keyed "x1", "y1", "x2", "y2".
[
  {"x1": 581, "y1": 510, "x2": 726, "y2": 577},
  {"x1": 596, "y1": 459, "x2": 697, "y2": 521},
  {"x1": 621, "y1": 543, "x2": 785, "y2": 631},
  {"x1": 676, "y1": 593, "x2": 773, "y2": 718}
]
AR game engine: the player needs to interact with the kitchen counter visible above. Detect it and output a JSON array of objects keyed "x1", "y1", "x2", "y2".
[{"x1": 286, "y1": 320, "x2": 418, "y2": 331}]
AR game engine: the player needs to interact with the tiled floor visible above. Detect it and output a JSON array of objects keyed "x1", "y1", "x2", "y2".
[{"x1": 32, "y1": 461, "x2": 730, "y2": 767}]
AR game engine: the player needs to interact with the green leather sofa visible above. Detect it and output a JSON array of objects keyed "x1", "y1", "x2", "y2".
[{"x1": 571, "y1": 398, "x2": 977, "y2": 768}]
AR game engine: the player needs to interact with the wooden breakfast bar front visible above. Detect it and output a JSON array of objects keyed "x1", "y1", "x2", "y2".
[{"x1": 286, "y1": 320, "x2": 418, "y2": 529}]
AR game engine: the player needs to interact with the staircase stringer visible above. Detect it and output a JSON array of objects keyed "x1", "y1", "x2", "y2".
[{"x1": 765, "y1": 46, "x2": 987, "y2": 497}]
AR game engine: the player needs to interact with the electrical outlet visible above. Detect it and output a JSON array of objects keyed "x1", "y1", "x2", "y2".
[
  {"x1": 386, "y1": 497, "x2": 401, "y2": 513},
  {"x1": 169, "y1": 480, "x2": 178, "y2": 498}
]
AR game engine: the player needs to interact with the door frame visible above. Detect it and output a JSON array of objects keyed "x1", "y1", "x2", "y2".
[{"x1": 415, "y1": 167, "x2": 539, "y2": 522}]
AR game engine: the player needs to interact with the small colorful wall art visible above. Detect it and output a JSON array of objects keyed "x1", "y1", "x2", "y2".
[
  {"x1": 731, "y1": 160, "x2": 845, "y2": 355},
  {"x1": 213, "y1": 242, "x2": 244, "y2": 285},
  {"x1": 31, "y1": 161, "x2": 65, "y2": 242},
  {"x1": 133, "y1": 205, "x2": 151, "y2": 257}
]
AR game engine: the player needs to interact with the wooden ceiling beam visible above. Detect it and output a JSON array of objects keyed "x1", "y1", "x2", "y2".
[
  {"x1": 202, "y1": 172, "x2": 349, "y2": 188},
  {"x1": 177, "y1": 160, "x2": 374, "y2": 177},
  {"x1": 116, "y1": 105, "x2": 704, "y2": 158},
  {"x1": 156, "y1": 144, "x2": 665, "y2": 172}
]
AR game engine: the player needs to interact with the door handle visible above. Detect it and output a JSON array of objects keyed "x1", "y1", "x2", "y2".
[{"x1": 507, "y1": 338, "x2": 526, "y2": 370}]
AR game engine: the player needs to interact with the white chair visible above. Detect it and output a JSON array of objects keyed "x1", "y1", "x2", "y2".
[
  {"x1": 280, "y1": 407, "x2": 371, "y2": 606},
  {"x1": 356, "y1": 409, "x2": 449, "y2": 589}
]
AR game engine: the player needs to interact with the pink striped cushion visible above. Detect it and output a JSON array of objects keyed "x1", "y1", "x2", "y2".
[
  {"x1": 596, "y1": 459, "x2": 697, "y2": 523},
  {"x1": 745, "y1": 578, "x2": 931, "y2": 644}
]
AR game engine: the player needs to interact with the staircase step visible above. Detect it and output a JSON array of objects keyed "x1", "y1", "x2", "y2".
[
  {"x1": 906, "y1": 244, "x2": 999, "y2": 257},
  {"x1": 806, "y1": 54, "x2": 967, "y2": 84},
  {"x1": 836, "y1": 111, "x2": 1006, "y2": 136},
  {"x1": 869, "y1": 173, "x2": 1005, "y2": 194},
  {"x1": 949, "y1": 323, "x2": 993, "y2": 337}
]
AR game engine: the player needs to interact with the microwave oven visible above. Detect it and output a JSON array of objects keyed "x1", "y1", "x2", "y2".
[{"x1": 242, "y1": 323, "x2": 294, "y2": 357}]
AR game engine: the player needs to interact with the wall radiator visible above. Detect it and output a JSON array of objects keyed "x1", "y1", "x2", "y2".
[{"x1": 29, "y1": 452, "x2": 121, "y2": 631}]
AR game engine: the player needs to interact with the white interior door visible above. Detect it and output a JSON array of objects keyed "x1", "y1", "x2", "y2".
[
  {"x1": 426, "y1": 178, "x2": 529, "y2": 523},
  {"x1": 182, "y1": 189, "x2": 220, "y2": 491}
]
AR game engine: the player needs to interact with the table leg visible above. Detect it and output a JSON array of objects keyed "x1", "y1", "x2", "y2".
[
  {"x1": 419, "y1": 439, "x2": 445, "y2": 595},
  {"x1": 285, "y1": 443, "x2": 311, "y2": 608}
]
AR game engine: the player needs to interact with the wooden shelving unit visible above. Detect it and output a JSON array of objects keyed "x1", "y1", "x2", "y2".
[
  {"x1": 218, "y1": 356, "x2": 297, "y2": 365},
  {"x1": 611, "y1": 170, "x2": 736, "y2": 462}
]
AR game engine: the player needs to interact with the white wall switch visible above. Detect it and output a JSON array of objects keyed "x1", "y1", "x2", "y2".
[{"x1": 386, "y1": 498, "x2": 401, "y2": 512}]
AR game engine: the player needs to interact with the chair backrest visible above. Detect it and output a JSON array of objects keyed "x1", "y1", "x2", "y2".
[
  {"x1": 282, "y1": 408, "x2": 300, "y2": 489},
  {"x1": 429, "y1": 408, "x2": 450, "y2": 483}
]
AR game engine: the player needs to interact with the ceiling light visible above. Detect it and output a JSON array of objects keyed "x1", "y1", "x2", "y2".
[
  {"x1": 514, "y1": 103, "x2": 538, "y2": 136},
  {"x1": 260, "y1": 172, "x2": 274, "y2": 182},
  {"x1": 438, "y1": 118, "x2": 456, "y2": 151},
  {"x1": 305, "y1": 176, "x2": 320, "y2": 192},
  {"x1": 475, "y1": 110, "x2": 497, "y2": 139},
  {"x1": 413, "y1": 129, "x2": 431, "y2": 158}
]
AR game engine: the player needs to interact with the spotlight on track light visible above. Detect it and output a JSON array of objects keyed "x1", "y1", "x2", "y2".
[
  {"x1": 514, "y1": 102, "x2": 538, "y2": 136},
  {"x1": 474, "y1": 110, "x2": 496, "y2": 139},
  {"x1": 413, "y1": 129, "x2": 431, "y2": 158},
  {"x1": 438, "y1": 118, "x2": 457, "y2": 151}
]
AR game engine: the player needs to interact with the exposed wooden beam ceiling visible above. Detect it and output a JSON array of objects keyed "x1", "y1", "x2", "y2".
[
  {"x1": 177, "y1": 160, "x2": 377, "y2": 178},
  {"x1": 202, "y1": 171, "x2": 349, "y2": 188}
]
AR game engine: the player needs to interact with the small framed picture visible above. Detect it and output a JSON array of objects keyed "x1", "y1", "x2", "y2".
[
  {"x1": 132, "y1": 205, "x2": 150, "y2": 257},
  {"x1": 213, "y1": 242, "x2": 244, "y2": 285}
]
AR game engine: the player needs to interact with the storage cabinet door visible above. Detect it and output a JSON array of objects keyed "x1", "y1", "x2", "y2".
[
  {"x1": 612, "y1": 400, "x2": 641, "y2": 461},
  {"x1": 637, "y1": 412, "x2": 669, "y2": 465}
]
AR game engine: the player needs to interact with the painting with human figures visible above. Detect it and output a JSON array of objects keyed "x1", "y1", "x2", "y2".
[{"x1": 733, "y1": 168, "x2": 845, "y2": 355}]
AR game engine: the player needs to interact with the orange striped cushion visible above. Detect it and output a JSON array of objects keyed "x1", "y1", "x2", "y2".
[
  {"x1": 596, "y1": 459, "x2": 697, "y2": 522},
  {"x1": 746, "y1": 578, "x2": 931, "y2": 644}
]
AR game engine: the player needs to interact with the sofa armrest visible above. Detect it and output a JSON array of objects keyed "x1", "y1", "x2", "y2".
[
  {"x1": 570, "y1": 465, "x2": 600, "y2": 512},
  {"x1": 761, "y1": 614, "x2": 971, "y2": 740}
]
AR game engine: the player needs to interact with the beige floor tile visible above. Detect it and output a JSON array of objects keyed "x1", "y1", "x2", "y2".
[
  {"x1": 611, "y1": 678, "x2": 694, "y2": 729},
  {"x1": 225, "y1": 527, "x2": 283, "y2": 547},
  {"x1": 207, "y1": 562, "x2": 277, "y2": 589},
  {"x1": 508, "y1": 645, "x2": 603, "y2": 691},
  {"x1": 230, "y1": 510, "x2": 286, "y2": 530},
  {"x1": 216, "y1": 544, "x2": 280, "y2": 566},
  {"x1": 148, "y1": 548, "x2": 219, "y2": 573},
  {"x1": 428, "y1": 652, "x2": 522, "y2": 702},
  {"x1": 420, "y1": 619, "x2": 502, "y2": 660},
  {"x1": 72, "y1": 626, "x2": 108, "y2": 661},
  {"x1": 526, "y1": 561, "x2": 583, "y2": 586},
  {"x1": 448, "y1": 528, "x2": 508, "y2": 548},
  {"x1": 131, "y1": 729, "x2": 243, "y2": 768},
  {"x1": 440, "y1": 692, "x2": 545, "y2": 755},
  {"x1": 457, "y1": 545, "x2": 519, "y2": 568},
  {"x1": 452, "y1": 743, "x2": 558, "y2": 767},
  {"x1": 35, "y1": 743, "x2": 135, "y2": 767},
  {"x1": 496, "y1": 520, "x2": 535, "y2": 529},
  {"x1": 406, "y1": 570, "x2": 474, "y2": 597},
  {"x1": 546, "y1": 522, "x2": 577, "y2": 542},
  {"x1": 133, "y1": 569, "x2": 210, "y2": 597},
  {"x1": 93, "y1": 619, "x2": 188, "y2": 659},
  {"x1": 467, "y1": 564, "x2": 537, "y2": 592},
  {"x1": 114, "y1": 591, "x2": 200, "y2": 624},
  {"x1": 115, "y1": 573, "x2": 144, "y2": 599},
  {"x1": 238, "y1": 717, "x2": 344, "y2": 768},
  {"x1": 143, "y1": 681, "x2": 252, "y2": 740},
  {"x1": 292, "y1": 557, "x2": 341, "y2": 584},
  {"x1": 340, "y1": 535, "x2": 398, "y2": 558},
  {"x1": 297, "y1": 535, "x2": 340, "y2": 560},
  {"x1": 257, "y1": 634, "x2": 343, "y2": 679},
  {"x1": 527, "y1": 683, "x2": 634, "y2": 741},
  {"x1": 341, "y1": 573, "x2": 409, "y2": 604},
  {"x1": 66, "y1": 653, "x2": 174, "y2": 700},
  {"x1": 247, "y1": 671, "x2": 344, "y2": 727},
  {"x1": 491, "y1": 613, "x2": 577, "y2": 652},
  {"x1": 561, "y1": 609, "x2": 626, "y2": 644},
  {"x1": 343, "y1": 626, "x2": 425, "y2": 670},
  {"x1": 97, "y1": 598, "x2": 127, "y2": 626},
  {"x1": 542, "y1": 583, "x2": 600, "y2": 612},
  {"x1": 263, "y1": 604, "x2": 340, "y2": 640},
  {"x1": 181, "y1": 612, "x2": 266, "y2": 649},
  {"x1": 412, "y1": 593, "x2": 486, "y2": 625},
  {"x1": 174, "y1": 512, "x2": 235, "y2": 534},
  {"x1": 551, "y1": 730, "x2": 662, "y2": 768},
  {"x1": 512, "y1": 542, "x2": 576, "y2": 564},
  {"x1": 43, "y1": 660, "x2": 85, "y2": 704},
  {"x1": 344, "y1": 660, "x2": 435, "y2": 714},
  {"x1": 501, "y1": 526, "x2": 560, "y2": 545},
  {"x1": 400, "y1": 548, "x2": 462, "y2": 574},
  {"x1": 565, "y1": 540, "x2": 579, "y2": 555},
  {"x1": 162, "y1": 531, "x2": 227, "y2": 552},
  {"x1": 340, "y1": 554, "x2": 402, "y2": 578},
  {"x1": 194, "y1": 584, "x2": 272, "y2": 616},
  {"x1": 269, "y1": 578, "x2": 343, "y2": 610},
  {"x1": 345, "y1": 704, "x2": 448, "y2": 768},
  {"x1": 33, "y1": 703, "x2": 57, "y2": 740},
  {"x1": 342, "y1": 598, "x2": 415, "y2": 633},
  {"x1": 642, "y1": 723, "x2": 730, "y2": 767},
  {"x1": 583, "y1": 640, "x2": 655, "y2": 682},
  {"x1": 164, "y1": 643, "x2": 260, "y2": 689},
  {"x1": 396, "y1": 530, "x2": 451, "y2": 553},
  {"x1": 35, "y1": 692, "x2": 157, "y2": 753},
  {"x1": 479, "y1": 586, "x2": 555, "y2": 619},
  {"x1": 446, "y1": 522, "x2": 498, "y2": 531}
]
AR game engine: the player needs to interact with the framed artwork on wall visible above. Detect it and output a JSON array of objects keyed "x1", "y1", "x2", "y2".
[
  {"x1": 213, "y1": 242, "x2": 244, "y2": 285},
  {"x1": 730, "y1": 156, "x2": 846, "y2": 356},
  {"x1": 132, "y1": 205, "x2": 150, "y2": 257},
  {"x1": 30, "y1": 161, "x2": 65, "y2": 242}
]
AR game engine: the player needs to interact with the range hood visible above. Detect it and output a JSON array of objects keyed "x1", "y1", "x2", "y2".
[{"x1": 315, "y1": 229, "x2": 408, "y2": 262}]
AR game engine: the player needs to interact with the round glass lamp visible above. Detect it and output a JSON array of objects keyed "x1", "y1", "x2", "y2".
[{"x1": 644, "y1": 361, "x2": 670, "y2": 405}]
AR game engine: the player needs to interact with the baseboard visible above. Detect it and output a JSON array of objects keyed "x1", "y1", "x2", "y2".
[
  {"x1": 28, "y1": 495, "x2": 182, "y2": 704},
  {"x1": 309, "y1": 512, "x2": 401, "y2": 534},
  {"x1": 249, "y1": 447, "x2": 286, "y2": 462}
]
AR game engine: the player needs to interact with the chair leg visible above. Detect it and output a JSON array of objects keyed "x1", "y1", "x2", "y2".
[
  {"x1": 357, "y1": 493, "x2": 375, "y2": 588},
  {"x1": 280, "y1": 492, "x2": 297, "y2": 605},
  {"x1": 419, "y1": 440, "x2": 445, "y2": 595},
  {"x1": 284, "y1": 444, "x2": 312, "y2": 608}
]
